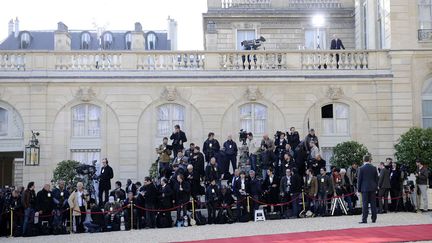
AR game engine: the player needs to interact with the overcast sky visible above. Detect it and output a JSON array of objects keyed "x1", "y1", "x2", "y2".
[{"x1": 0, "y1": 0, "x2": 208, "y2": 50}]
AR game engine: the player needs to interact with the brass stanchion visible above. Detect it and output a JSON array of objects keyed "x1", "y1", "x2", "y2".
[
  {"x1": 10, "y1": 208, "x2": 13, "y2": 237},
  {"x1": 69, "y1": 208, "x2": 73, "y2": 234},
  {"x1": 191, "y1": 199, "x2": 195, "y2": 220},
  {"x1": 130, "y1": 202, "x2": 134, "y2": 230},
  {"x1": 247, "y1": 196, "x2": 250, "y2": 213}
]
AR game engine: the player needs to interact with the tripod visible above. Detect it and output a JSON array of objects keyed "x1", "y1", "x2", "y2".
[{"x1": 330, "y1": 196, "x2": 348, "y2": 215}]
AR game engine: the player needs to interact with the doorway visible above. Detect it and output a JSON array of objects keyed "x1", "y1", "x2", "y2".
[{"x1": 0, "y1": 152, "x2": 22, "y2": 187}]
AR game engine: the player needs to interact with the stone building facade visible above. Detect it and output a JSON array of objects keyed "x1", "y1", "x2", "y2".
[{"x1": 0, "y1": 0, "x2": 431, "y2": 189}]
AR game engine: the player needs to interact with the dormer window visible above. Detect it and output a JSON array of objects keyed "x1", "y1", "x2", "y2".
[
  {"x1": 125, "y1": 32, "x2": 132, "y2": 50},
  {"x1": 81, "y1": 32, "x2": 91, "y2": 50},
  {"x1": 20, "y1": 32, "x2": 31, "y2": 49},
  {"x1": 146, "y1": 32, "x2": 157, "y2": 50},
  {"x1": 102, "y1": 32, "x2": 113, "y2": 50}
]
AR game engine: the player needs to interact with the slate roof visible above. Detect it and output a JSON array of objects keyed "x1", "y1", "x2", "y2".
[{"x1": 0, "y1": 30, "x2": 171, "y2": 50}]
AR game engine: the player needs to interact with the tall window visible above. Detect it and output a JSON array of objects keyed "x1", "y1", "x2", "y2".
[
  {"x1": 147, "y1": 32, "x2": 157, "y2": 50},
  {"x1": 102, "y1": 32, "x2": 113, "y2": 50},
  {"x1": 71, "y1": 149, "x2": 101, "y2": 165},
  {"x1": 377, "y1": 0, "x2": 386, "y2": 49},
  {"x1": 363, "y1": 2, "x2": 368, "y2": 49},
  {"x1": 20, "y1": 32, "x2": 30, "y2": 49},
  {"x1": 72, "y1": 104, "x2": 101, "y2": 137},
  {"x1": 237, "y1": 30, "x2": 255, "y2": 50},
  {"x1": 0, "y1": 108, "x2": 7, "y2": 136},
  {"x1": 81, "y1": 32, "x2": 91, "y2": 50},
  {"x1": 157, "y1": 104, "x2": 185, "y2": 137},
  {"x1": 304, "y1": 29, "x2": 326, "y2": 50},
  {"x1": 125, "y1": 32, "x2": 132, "y2": 50},
  {"x1": 423, "y1": 100, "x2": 432, "y2": 128},
  {"x1": 419, "y1": 0, "x2": 432, "y2": 29},
  {"x1": 240, "y1": 103, "x2": 267, "y2": 135},
  {"x1": 321, "y1": 103, "x2": 349, "y2": 135}
]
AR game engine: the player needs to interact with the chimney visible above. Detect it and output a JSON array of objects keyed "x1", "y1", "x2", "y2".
[
  {"x1": 131, "y1": 22, "x2": 145, "y2": 50},
  {"x1": 54, "y1": 21, "x2": 71, "y2": 51},
  {"x1": 167, "y1": 16, "x2": 177, "y2": 50},
  {"x1": 8, "y1": 19, "x2": 14, "y2": 36},
  {"x1": 14, "y1": 17, "x2": 19, "y2": 38}
]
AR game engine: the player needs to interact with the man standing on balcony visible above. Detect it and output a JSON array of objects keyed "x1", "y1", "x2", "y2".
[{"x1": 330, "y1": 34, "x2": 345, "y2": 69}]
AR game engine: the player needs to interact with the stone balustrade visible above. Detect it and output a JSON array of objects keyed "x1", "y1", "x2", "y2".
[
  {"x1": 0, "y1": 50, "x2": 391, "y2": 72},
  {"x1": 207, "y1": 0, "x2": 354, "y2": 9},
  {"x1": 220, "y1": 0, "x2": 272, "y2": 8},
  {"x1": 0, "y1": 52, "x2": 26, "y2": 70}
]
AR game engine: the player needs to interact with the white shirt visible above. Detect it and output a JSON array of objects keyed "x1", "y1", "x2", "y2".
[{"x1": 77, "y1": 190, "x2": 84, "y2": 207}]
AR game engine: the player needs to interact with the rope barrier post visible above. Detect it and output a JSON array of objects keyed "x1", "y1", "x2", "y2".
[
  {"x1": 191, "y1": 199, "x2": 195, "y2": 220},
  {"x1": 69, "y1": 207, "x2": 73, "y2": 234},
  {"x1": 247, "y1": 196, "x2": 250, "y2": 213},
  {"x1": 130, "y1": 202, "x2": 134, "y2": 230},
  {"x1": 10, "y1": 208, "x2": 13, "y2": 237}
]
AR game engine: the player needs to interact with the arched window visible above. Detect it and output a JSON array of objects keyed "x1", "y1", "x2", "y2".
[
  {"x1": 157, "y1": 104, "x2": 185, "y2": 137},
  {"x1": 423, "y1": 100, "x2": 432, "y2": 128},
  {"x1": 72, "y1": 104, "x2": 101, "y2": 137},
  {"x1": 0, "y1": 107, "x2": 7, "y2": 136},
  {"x1": 102, "y1": 32, "x2": 113, "y2": 50},
  {"x1": 321, "y1": 103, "x2": 349, "y2": 135},
  {"x1": 81, "y1": 32, "x2": 91, "y2": 50},
  {"x1": 20, "y1": 32, "x2": 31, "y2": 49},
  {"x1": 125, "y1": 32, "x2": 132, "y2": 50},
  {"x1": 147, "y1": 32, "x2": 157, "y2": 50},
  {"x1": 240, "y1": 103, "x2": 267, "y2": 135}
]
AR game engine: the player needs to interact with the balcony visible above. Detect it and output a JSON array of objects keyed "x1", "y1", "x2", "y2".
[
  {"x1": 0, "y1": 50, "x2": 390, "y2": 74},
  {"x1": 207, "y1": 0, "x2": 354, "y2": 10}
]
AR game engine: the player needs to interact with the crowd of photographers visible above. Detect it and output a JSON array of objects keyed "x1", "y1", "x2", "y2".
[{"x1": 0, "y1": 125, "x2": 430, "y2": 237}]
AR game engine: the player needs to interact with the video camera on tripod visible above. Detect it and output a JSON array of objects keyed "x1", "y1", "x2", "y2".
[{"x1": 241, "y1": 36, "x2": 266, "y2": 50}]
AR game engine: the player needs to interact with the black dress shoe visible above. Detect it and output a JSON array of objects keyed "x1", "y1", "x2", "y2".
[
  {"x1": 372, "y1": 220, "x2": 376, "y2": 223},
  {"x1": 359, "y1": 221, "x2": 367, "y2": 224}
]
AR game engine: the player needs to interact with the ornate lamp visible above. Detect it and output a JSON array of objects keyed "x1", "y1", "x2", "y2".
[{"x1": 25, "y1": 130, "x2": 40, "y2": 166}]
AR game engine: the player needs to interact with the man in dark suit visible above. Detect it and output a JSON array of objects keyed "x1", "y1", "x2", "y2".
[
  {"x1": 170, "y1": 124, "x2": 187, "y2": 158},
  {"x1": 378, "y1": 162, "x2": 391, "y2": 213},
  {"x1": 99, "y1": 158, "x2": 114, "y2": 206},
  {"x1": 357, "y1": 154, "x2": 378, "y2": 223},
  {"x1": 330, "y1": 34, "x2": 345, "y2": 69},
  {"x1": 330, "y1": 34, "x2": 345, "y2": 50}
]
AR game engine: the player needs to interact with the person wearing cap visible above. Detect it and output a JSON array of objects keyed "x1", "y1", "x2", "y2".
[{"x1": 415, "y1": 159, "x2": 429, "y2": 212}]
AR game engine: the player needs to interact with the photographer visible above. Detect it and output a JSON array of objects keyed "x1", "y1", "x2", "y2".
[
  {"x1": 415, "y1": 159, "x2": 429, "y2": 212},
  {"x1": 261, "y1": 134, "x2": 275, "y2": 152},
  {"x1": 68, "y1": 182, "x2": 89, "y2": 233},
  {"x1": 52, "y1": 180, "x2": 70, "y2": 226},
  {"x1": 274, "y1": 132, "x2": 288, "y2": 160},
  {"x1": 156, "y1": 137, "x2": 172, "y2": 178},
  {"x1": 203, "y1": 132, "x2": 220, "y2": 163},
  {"x1": 259, "y1": 144, "x2": 276, "y2": 180},
  {"x1": 99, "y1": 158, "x2": 114, "y2": 207},
  {"x1": 190, "y1": 146, "x2": 205, "y2": 179},
  {"x1": 205, "y1": 179, "x2": 221, "y2": 224},
  {"x1": 170, "y1": 124, "x2": 187, "y2": 158},
  {"x1": 247, "y1": 132, "x2": 260, "y2": 172},
  {"x1": 22, "y1": 182, "x2": 36, "y2": 236},
  {"x1": 36, "y1": 184, "x2": 55, "y2": 230},
  {"x1": 223, "y1": 135, "x2": 238, "y2": 173},
  {"x1": 103, "y1": 196, "x2": 122, "y2": 231},
  {"x1": 287, "y1": 127, "x2": 300, "y2": 153},
  {"x1": 304, "y1": 129, "x2": 319, "y2": 154},
  {"x1": 4, "y1": 189, "x2": 23, "y2": 236},
  {"x1": 109, "y1": 181, "x2": 126, "y2": 202}
]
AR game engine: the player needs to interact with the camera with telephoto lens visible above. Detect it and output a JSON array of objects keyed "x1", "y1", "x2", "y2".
[
  {"x1": 239, "y1": 129, "x2": 248, "y2": 145},
  {"x1": 241, "y1": 36, "x2": 266, "y2": 50}
]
